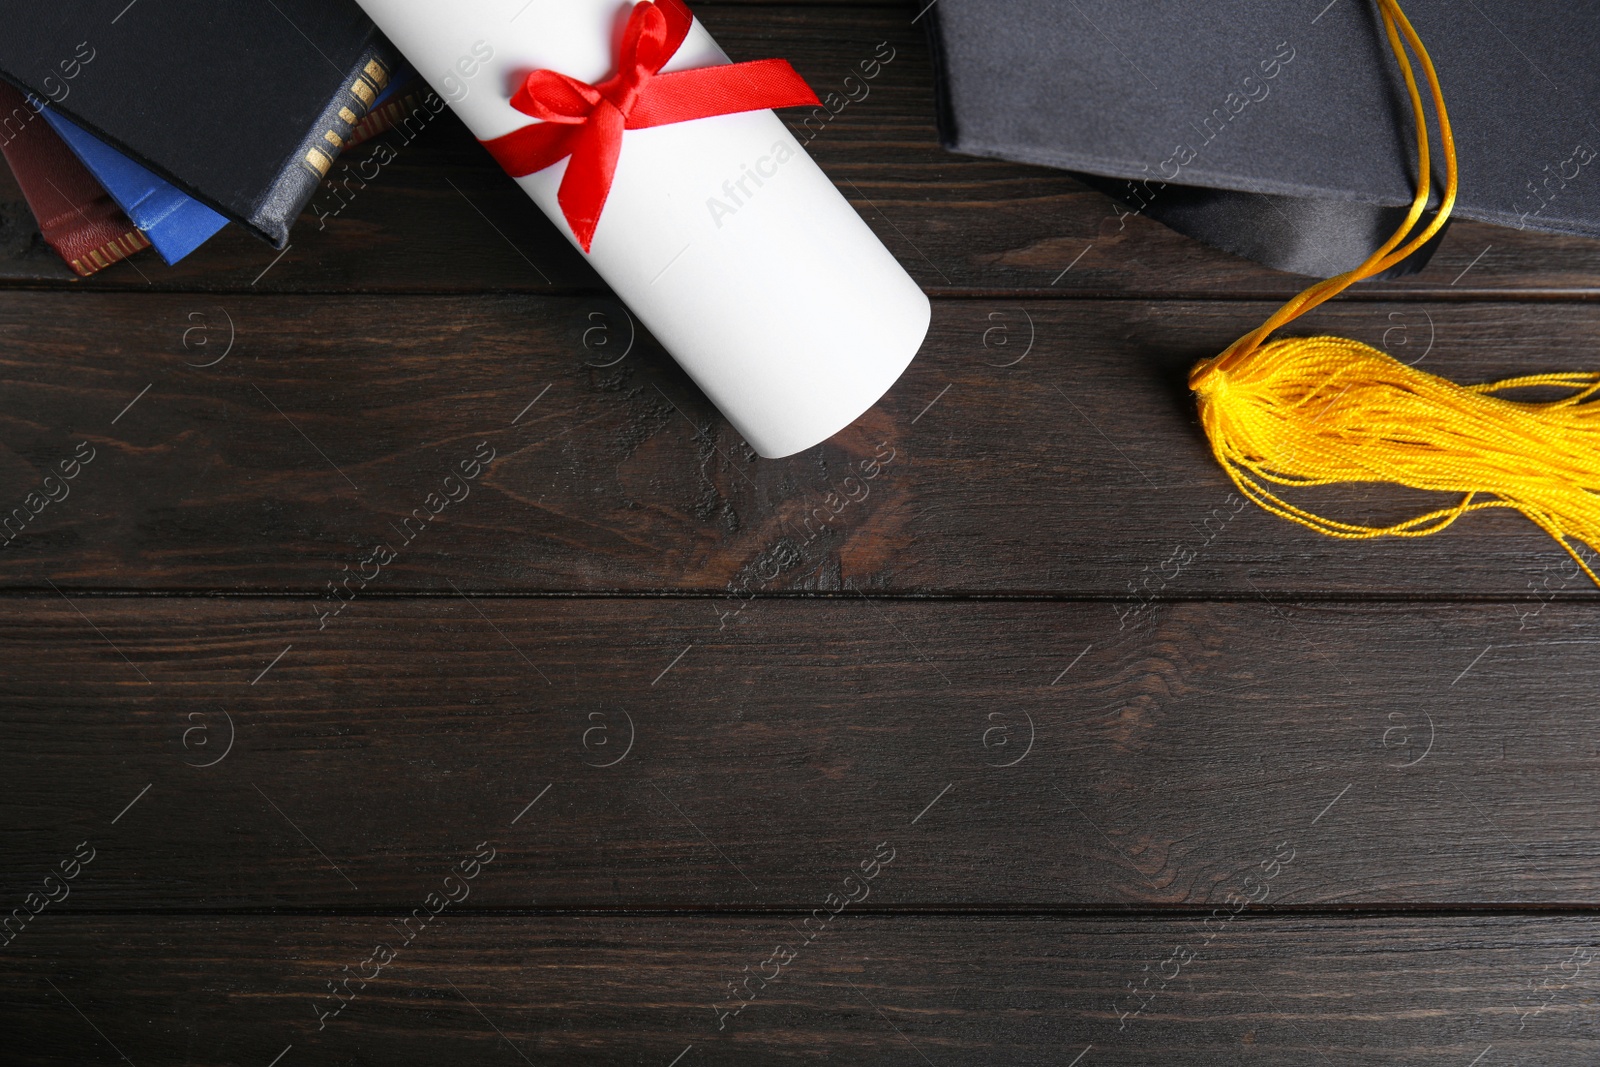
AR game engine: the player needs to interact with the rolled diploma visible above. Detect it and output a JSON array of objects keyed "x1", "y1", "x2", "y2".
[{"x1": 354, "y1": 0, "x2": 931, "y2": 458}]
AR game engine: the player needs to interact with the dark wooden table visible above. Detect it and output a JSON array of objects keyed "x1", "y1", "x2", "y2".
[{"x1": 4, "y1": 3, "x2": 1600, "y2": 1064}]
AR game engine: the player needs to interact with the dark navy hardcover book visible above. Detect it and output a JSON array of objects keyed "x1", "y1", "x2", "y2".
[{"x1": 0, "y1": 0, "x2": 399, "y2": 247}]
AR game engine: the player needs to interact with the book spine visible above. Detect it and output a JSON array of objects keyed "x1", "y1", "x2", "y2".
[
  {"x1": 0, "y1": 79, "x2": 150, "y2": 277},
  {"x1": 65, "y1": 229, "x2": 151, "y2": 277},
  {"x1": 344, "y1": 83, "x2": 422, "y2": 149},
  {"x1": 247, "y1": 39, "x2": 399, "y2": 248}
]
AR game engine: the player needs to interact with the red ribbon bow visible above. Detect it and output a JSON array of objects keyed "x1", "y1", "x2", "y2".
[{"x1": 480, "y1": 0, "x2": 821, "y2": 252}]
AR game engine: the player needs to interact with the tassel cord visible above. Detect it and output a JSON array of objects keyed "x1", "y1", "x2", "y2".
[{"x1": 1185, "y1": 0, "x2": 1600, "y2": 589}]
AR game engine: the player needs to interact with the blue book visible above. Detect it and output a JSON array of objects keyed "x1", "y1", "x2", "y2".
[
  {"x1": 370, "y1": 73, "x2": 407, "y2": 111},
  {"x1": 41, "y1": 108, "x2": 229, "y2": 265}
]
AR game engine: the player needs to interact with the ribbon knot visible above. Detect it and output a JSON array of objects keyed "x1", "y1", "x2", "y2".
[{"x1": 480, "y1": 0, "x2": 821, "y2": 252}]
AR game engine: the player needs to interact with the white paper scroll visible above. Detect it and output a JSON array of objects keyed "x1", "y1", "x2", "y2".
[{"x1": 353, "y1": 0, "x2": 930, "y2": 458}]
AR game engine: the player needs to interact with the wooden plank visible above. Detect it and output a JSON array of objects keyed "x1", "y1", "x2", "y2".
[
  {"x1": 2, "y1": 597, "x2": 1598, "y2": 909},
  {"x1": 6, "y1": 6, "x2": 1588, "y2": 1058},
  {"x1": 1, "y1": 6, "x2": 1596, "y2": 297},
  {"x1": 2, "y1": 914, "x2": 1594, "y2": 1065},
  {"x1": 1, "y1": 291, "x2": 1596, "y2": 596}
]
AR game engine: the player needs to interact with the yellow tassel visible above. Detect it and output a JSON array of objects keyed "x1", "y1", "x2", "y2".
[
  {"x1": 1193, "y1": 336, "x2": 1600, "y2": 583},
  {"x1": 1188, "y1": 0, "x2": 1600, "y2": 585}
]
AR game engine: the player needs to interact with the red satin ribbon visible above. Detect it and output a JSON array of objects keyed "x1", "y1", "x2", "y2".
[{"x1": 480, "y1": 0, "x2": 821, "y2": 252}]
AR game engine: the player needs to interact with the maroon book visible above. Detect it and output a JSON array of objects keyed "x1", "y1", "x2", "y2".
[{"x1": 0, "y1": 80, "x2": 148, "y2": 277}]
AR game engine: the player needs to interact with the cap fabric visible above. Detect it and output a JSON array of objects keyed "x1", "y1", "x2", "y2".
[{"x1": 925, "y1": 0, "x2": 1600, "y2": 273}]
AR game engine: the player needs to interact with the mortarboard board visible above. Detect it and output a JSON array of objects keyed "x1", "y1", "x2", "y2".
[
  {"x1": 928, "y1": 0, "x2": 1600, "y2": 593},
  {"x1": 924, "y1": 0, "x2": 1600, "y2": 276}
]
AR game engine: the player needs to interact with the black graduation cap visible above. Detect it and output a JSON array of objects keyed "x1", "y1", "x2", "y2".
[{"x1": 924, "y1": 0, "x2": 1600, "y2": 276}]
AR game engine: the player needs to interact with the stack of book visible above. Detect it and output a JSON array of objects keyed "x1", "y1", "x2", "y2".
[{"x1": 0, "y1": 0, "x2": 425, "y2": 276}]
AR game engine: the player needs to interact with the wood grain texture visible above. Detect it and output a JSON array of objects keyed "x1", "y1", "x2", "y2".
[
  {"x1": 3, "y1": 915, "x2": 1596, "y2": 1066},
  {"x1": 3, "y1": 3, "x2": 1598, "y2": 1062},
  {"x1": 2, "y1": 597, "x2": 1597, "y2": 909},
  {"x1": 0, "y1": 6, "x2": 1596, "y2": 298},
  {"x1": 1, "y1": 292, "x2": 1597, "y2": 596}
]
